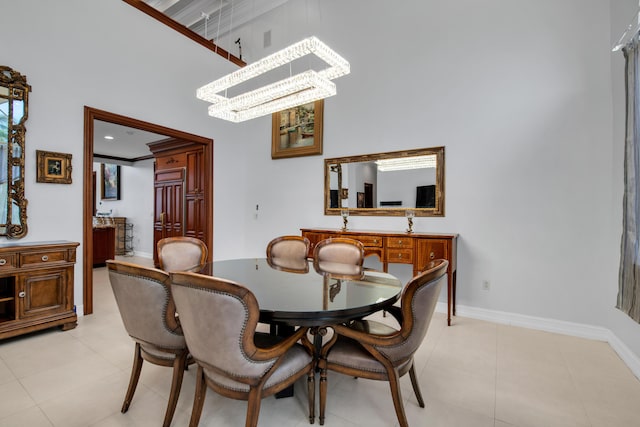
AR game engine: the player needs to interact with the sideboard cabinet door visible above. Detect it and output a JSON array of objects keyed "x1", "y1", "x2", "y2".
[{"x1": 19, "y1": 268, "x2": 69, "y2": 319}]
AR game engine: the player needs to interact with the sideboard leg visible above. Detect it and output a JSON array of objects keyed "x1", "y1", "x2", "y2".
[
  {"x1": 452, "y1": 271, "x2": 457, "y2": 317},
  {"x1": 447, "y1": 276, "x2": 452, "y2": 326}
]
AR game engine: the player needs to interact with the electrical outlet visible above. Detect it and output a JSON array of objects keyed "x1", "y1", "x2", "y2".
[{"x1": 482, "y1": 280, "x2": 490, "y2": 290}]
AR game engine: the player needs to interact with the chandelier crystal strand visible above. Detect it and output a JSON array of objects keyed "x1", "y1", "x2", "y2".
[{"x1": 196, "y1": 36, "x2": 350, "y2": 122}]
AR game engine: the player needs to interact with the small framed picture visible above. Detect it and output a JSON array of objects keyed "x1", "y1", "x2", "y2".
[
  {"x1": 101, "y1": 163, "x2": 120, "y2": 201},
  {"x1": 36, "y1": 150, "x2": 72, "y2": 184}
]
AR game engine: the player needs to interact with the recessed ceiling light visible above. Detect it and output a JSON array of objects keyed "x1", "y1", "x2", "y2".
[{"x1": 104, "y1": 135, "x2": 114, "y2": 140}]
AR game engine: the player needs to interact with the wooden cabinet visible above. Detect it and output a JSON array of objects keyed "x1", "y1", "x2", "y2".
[
  {"x1": 301, "y1": 228, "x2": 458, "y2": 325},
  {"x1": 93, "y1": 227, "x2": 115, "y2": 267},
  {"x1": 0, "y1": 241, "x2": 79, "y2": 340},
  {"x1": 148, "y1": 139, "x2": 210, "y2": 266}
]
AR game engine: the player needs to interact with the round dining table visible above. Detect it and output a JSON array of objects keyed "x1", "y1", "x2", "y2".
[{"x1": 193, "y1": 258, "x2": 404, "y2": 327}]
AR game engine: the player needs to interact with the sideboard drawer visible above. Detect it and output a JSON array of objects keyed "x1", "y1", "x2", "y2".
[
  {"x1": 386, "y1": 249, "x2": 414, "y2": 264},
  {"x1": 386, "y1": 237, "x2": 414, "y2": 249},
  {"x1": 20, "y1": 250, "x2": 67, "y2": 267},
  {"x1": 416, "y1": 239, "x2": 449, "y2": 270},
  {"x1": 355, "y1": 235, "x2": 383, "y2": 247},
  {"x1": 0, "y1": 254, "x2": 16, "y2": 270},
  {"x1": 303, "y1": 232, "x2": 331, "y2": 257}
]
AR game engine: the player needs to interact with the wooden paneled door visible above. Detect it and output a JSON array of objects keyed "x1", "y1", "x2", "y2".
[{"x1": 153, "y1": 168, "x2": 185, "y2": 265}]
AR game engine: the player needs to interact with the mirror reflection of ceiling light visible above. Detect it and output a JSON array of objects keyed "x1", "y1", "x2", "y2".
[
  {"x1": 196, "y1": 36, "x2": 350, "y2": 123},
  {"x1": 375, "y1": 155, "x2": 437, "y2": 172},
  {"x1": 104, "y1": 135, "x2": 114, "y2": 140}
]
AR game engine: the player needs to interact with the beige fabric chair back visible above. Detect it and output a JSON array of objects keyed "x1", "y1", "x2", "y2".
[
  {"x1": 171, "y1": 273, "x2": 276, "y2": 379},
  {"x1": 266, "y1": 235, "x2": 310, "y2": 272},
  {"x1": 377, "y1": 259, "x2": 447, "y2": 362},
  {"x1": 157, "y1": 236, "x2": 208, "y2": 272},
  {"x1": 107, "y1": 260, "x2": 185, "y2": 351},
  {"x1": 313, "y1": 237, "x2": 365, "y2": 277}
]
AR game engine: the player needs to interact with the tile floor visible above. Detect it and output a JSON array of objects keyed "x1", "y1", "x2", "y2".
[{"x1": 0, "y1": 255, "x2": 639, "y2": 427}]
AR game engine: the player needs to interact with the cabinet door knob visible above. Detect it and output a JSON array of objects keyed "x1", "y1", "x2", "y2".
[
  {"x1": 398, "y1": 254, "x2": 403, "y2": 258},
  {"x1": 18, "y1": 291, "x2": 25, "y2": 298},
  {"x1": 0, "y1": 259, "x2": 6, "y2": 266},
  {"x1": 41, "y1": 255, "x2": 49, "y2": 262},
  {"x1": 430, "y1": 252, "x2": 435, "y2": 259}
]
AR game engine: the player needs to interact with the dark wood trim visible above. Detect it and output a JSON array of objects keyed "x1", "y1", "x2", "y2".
[
  {"x1": 83, "y1": 106, "x2": 214, "y2": 315},
  {"x1": 93, "y1": 153, "x2": 155, "y2": 163},
  {"x1": 122, "y1": 0, "x2": 246, "y2": 68}
]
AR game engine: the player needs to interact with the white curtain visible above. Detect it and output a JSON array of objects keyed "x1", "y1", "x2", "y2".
[{"x1": 618, "y1": 37, "x2": 640, "y2": 323}]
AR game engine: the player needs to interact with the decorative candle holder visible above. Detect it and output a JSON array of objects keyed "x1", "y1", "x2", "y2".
[
  {"x1": 405, "y1": 210, "x2": 415, "y2": 233},
  {"x1": 341, "y1": 209, "x2": 349, "y2": 231}
]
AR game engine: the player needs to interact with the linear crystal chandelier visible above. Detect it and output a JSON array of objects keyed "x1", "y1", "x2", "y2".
[
  {"x1": 196, "y1": 36, "x2": 350, "y2": 123},
  {"x1": 375, "y1": 155, "x2": 437, "y2": 172}
]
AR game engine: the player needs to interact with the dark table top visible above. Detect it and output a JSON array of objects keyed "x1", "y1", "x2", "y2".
[{"x1": 194, "y1": 258, "x2": 403, "y2": 326}]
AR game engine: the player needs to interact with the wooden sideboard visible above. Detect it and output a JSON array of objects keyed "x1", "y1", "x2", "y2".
[
  {"x1": 0, "y1": 241, "x2": 79, "y2": 340},
  {"x1": 301, "y1": 228, "x2": 458, "y2": 325}
]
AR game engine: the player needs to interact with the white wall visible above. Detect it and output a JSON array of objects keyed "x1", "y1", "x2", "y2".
[{"x1": 3, "y1": 0, "x2": 640, "y2": 363}]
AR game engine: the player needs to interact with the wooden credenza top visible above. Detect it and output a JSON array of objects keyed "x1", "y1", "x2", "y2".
[{"x1": 300, "y1": 228, "x2": 458, "y2": 239}]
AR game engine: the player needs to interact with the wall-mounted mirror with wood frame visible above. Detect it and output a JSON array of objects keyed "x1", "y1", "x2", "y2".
[
  {"x1": 0, "y1": 66, "x2": 29, "y2": 238},
  {"x1": 325, "y1": 147, "x2": 445, "y2": 217}
]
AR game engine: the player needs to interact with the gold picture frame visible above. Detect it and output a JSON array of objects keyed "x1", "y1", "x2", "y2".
[
  {"x1": 271, "y1": 100, "x2": 323, "y2": 159},
  {"x1": 36, "y1": 150, "x2": 72, "y2": 184}
]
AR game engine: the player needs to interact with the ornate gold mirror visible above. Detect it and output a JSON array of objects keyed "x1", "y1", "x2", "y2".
[
  {"x1": 325, "y1": 147, "x2": 445, "y2": 217},
  {"x1": 0, "y1": 66, "x2": 29, "y2": 238}
]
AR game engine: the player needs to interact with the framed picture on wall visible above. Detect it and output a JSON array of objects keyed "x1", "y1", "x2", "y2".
[
  {"x1": 36, "y1": 150, "x2": 72, "y2": 184},
  {"x1": 271, "y1": 100, "x2": 323, "y2": 159},
  {"x1": 357, "y1": 192, "x2": 365, "y2": 208},
  {"x1": 101, "y1": 163, "x2": 120, "y2": 200}
]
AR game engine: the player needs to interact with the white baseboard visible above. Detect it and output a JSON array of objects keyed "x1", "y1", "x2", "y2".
[
  {"x1": 130, "y1": 250, "x2": 153, "y2": 259},
  {"x1": 435, "y1": 302, "x2": 640, "y2": 381}
]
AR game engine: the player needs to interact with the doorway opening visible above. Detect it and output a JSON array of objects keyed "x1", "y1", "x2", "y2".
[{"x1": 83, "y1": 107, "x2": 213, "y2": 314}]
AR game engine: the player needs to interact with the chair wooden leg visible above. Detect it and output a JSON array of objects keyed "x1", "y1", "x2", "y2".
[
  {"x1": 245, "y1": 388, "x2": 262, "y2": 427},
  {"x1": 408, "y1": 362, "x2": 425, "y2": 408},
  {"x1": 387, "y1": 368, "x2": 409, "y2": 427},
  {"x1": 319, "y1": 365, "x2": 327, "y2": 426},
  {"x1": 189, "y1": 366, "x2": 207, "y2": 427},
  {"x1": 162, "y1": 351, "x2": 188, "y2": 427},
  {"x1": 122, "y1": 343, "x2": 143, "y2": 413},
  {"x1": 307, "y1": 369, "x2": 315, "y2": 424}
]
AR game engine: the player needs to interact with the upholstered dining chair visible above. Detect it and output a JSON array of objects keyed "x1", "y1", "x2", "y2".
[
  {"x1": 266, "y1": 235, "x2": 310, "y2": 273},
  {"x1": 106, "y1": 260, "x2": 192, "y2": 427},
  {"x1": 157, "y1": 236, "x2": 208, "y2": 272},
  {"x1": 312, "y1": 237, "x2": 365, "y2": 277},
  {"x1": 169, "y1": 271, "x2": 316, "y2": 427},
  {"x1": 318, "y1": 259, "x2": 449, "y2": 427}
]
